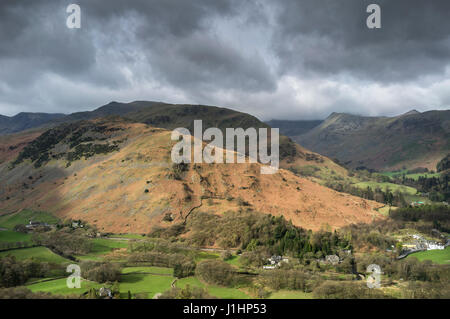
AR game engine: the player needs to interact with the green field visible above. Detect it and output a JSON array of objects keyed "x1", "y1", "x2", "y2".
[
  {"x1": 194, "y1": 251, "x2": 220, "y2": 262},
  {"x1": 27, "y1": 267, "x2": 175, "y2": 298},
  {"x1": 0, "y1": 210, "x2": 59, "y2": 230},
  {"x1": 208, "y1": 285, "x2": 251, "y2": 299},
  {"x1": 0, "y1": 230, "x2": 32, "y2": 243},
  {"x1": 122, "y1": 266, "x2": 173, "y2": 275},
  {"x1": 90, "y1": 238, "x2": 128, "y2": 253},
  {"x1": 27, "y1": 278, "x2": 102, "y2": 296},
  {"x1": 0, "y1": 246, "x2": 69, "y2": 263},
  {"x1": 76, "y1": 238, "x2": 129, "y2": 260},
  {"x1": 176, "y1": 276, "x2": 250, "y2": 299},
  {"x1": 407, "y1": 247, "x2": 450, "y2": 264},
  {"x1": 225, "y1": 255, "x2": 242, "y2": 267},
  {"x1": 119, "y1": 273, "x2": 175, "y2": 298},
  {"x1": 176, "y1": 276, "x2": 204, "y2": 289},
  {"x1": 353, "y1": 181, "x2": 417, "y2": 195},
  {"x1": 269, "y1": 290, "x2": 313, "y2": 299}
]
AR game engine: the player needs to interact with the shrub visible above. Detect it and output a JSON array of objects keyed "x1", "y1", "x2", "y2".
[
  {"x1": 313, "y1": 281, "x2": 388, "y2": 299},
  {"x1": 171, "y1": 163, "x2": 189, "y2": 180},
  {"x1": 159, "y1": 285, "x2": 215, "y2": 299},
  {"x1": 173, "y1": 261, "x2": 196, "y2": 278},
  {"x1": 221, "y1": 250, "x2": 233, "y2": 261}
]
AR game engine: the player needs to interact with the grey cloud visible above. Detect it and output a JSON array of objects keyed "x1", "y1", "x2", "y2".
[
  {"x1": 147, "y1": 32, "x2": 276, "y2": 92},
  {"x1": 272, "y1": 0, "x2": 450, "y2": 82},
  {"x1": 0, "y1": 0, "x2": 448, "y2": 119},
  {"x1": 0, "y1": 0, "x2": 275, "y2": 105}
]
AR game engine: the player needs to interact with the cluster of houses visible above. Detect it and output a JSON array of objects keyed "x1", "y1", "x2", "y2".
[
  {"x1": 25, "y1": 219, "x2": 84, "y2": 231},
  {"x1": 25, "y1": 220, "x2": 51, "y2": 230},
  {"x1": 398, "y1": 234, "x2": 448, "y2": 259},
  {"x1": 262, "y1": 251, "x2": 354, "y2": 269},
  {"x1": 262, "y1": 255, "x2": 289, "y2": 269},
  {"x1": 403, "y1": 234, "x2": 446, "y2": 251},
  {"x1": 318, "y1": 250, "x2": 352, "y2": 266}
]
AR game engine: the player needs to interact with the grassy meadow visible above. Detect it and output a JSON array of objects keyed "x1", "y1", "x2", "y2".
[
  {"x1": 407, "y1": 247, "x2": 450, "y2": 265},
  {"x1": 0, "y1": 230, "x2": 31, "y2": 243}
]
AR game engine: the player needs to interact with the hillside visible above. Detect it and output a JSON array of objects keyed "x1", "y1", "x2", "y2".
[
  {"x1": 293, "y1": 110, "x2": 450, "y2": 171},
  {"x1": 0, "y1": 101, "x2": 350, "y2": 183},
  {"x1": 0, "y1": 119, "x2": 383, "y2": 233}
]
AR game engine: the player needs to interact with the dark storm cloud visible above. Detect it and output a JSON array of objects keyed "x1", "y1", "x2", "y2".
[
  {"x1": 0, "y1": 0, "x2": 448, "y2": 118},
  {"x1": 0, "y1": 0, "x2": 96, "y2": 88},
  {"x1": 0, "y1": 0, "x2": 275, "y2": 110},
  {"x1": 272, "y1": 0, "x2": 450, "y2": 81}
]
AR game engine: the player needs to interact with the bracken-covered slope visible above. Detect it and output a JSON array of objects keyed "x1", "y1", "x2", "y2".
[
  {"x1": 1, "y1": 101, "x2": 351, "y2": 183},
  {"x1": 295, "y1": 110, "x2": 450, "y2": 171},
  {"x1": 0, "y1": 119, "x2": 383, "y2": 233}
]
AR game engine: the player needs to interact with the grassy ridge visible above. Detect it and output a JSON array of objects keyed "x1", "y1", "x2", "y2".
[{"x1": 0, "y1": 247, "x2": 69, "y2": 263}]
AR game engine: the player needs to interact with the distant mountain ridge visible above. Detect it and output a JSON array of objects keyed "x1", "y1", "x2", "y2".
[
  {"x1": 266, "y1": 119, "x2": 323, "y2": 137},
  {"x1": 4, "y1": 103, "x2": 447, "y2": 172},
  {"x1": 0, "y1": 101, "x2": 349, "y2": 184},
  {"x1": 293, "y1": 110, "x2": 450, "y2": 171},
  {"x1": 0, "y1": 112, "x2": 65, "y2": 135}
]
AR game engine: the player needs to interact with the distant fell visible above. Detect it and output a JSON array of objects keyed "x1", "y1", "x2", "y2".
[
  {"x1": 293, "y1": 110, "x2": 450, "y2": 171},
  {"x1": 266, "y1": 119, "x2": 323, "y2": 137},
  {"x1": 0, "y1": 112, "x2": 65, "y2": 135}
]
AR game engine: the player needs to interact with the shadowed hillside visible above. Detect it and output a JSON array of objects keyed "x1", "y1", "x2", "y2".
[
  {"x1": 0, "y1": 113, "x2": 65, "y2": 135},
  {"x1": 266, "y1": 119, "x2": 323, "y2": 137},
  {"x1": 294, "y1": 110, "x2": 450, "y2": 171}
]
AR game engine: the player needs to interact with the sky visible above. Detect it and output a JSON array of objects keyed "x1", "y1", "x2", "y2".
[{"x1": 0, "y1": 0, "x2": 449, "y2": 120}]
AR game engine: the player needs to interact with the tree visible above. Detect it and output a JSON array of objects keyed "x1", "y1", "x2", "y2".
[{"x1": 196, "y1": 260, "x2": 235, "y2": 286}]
